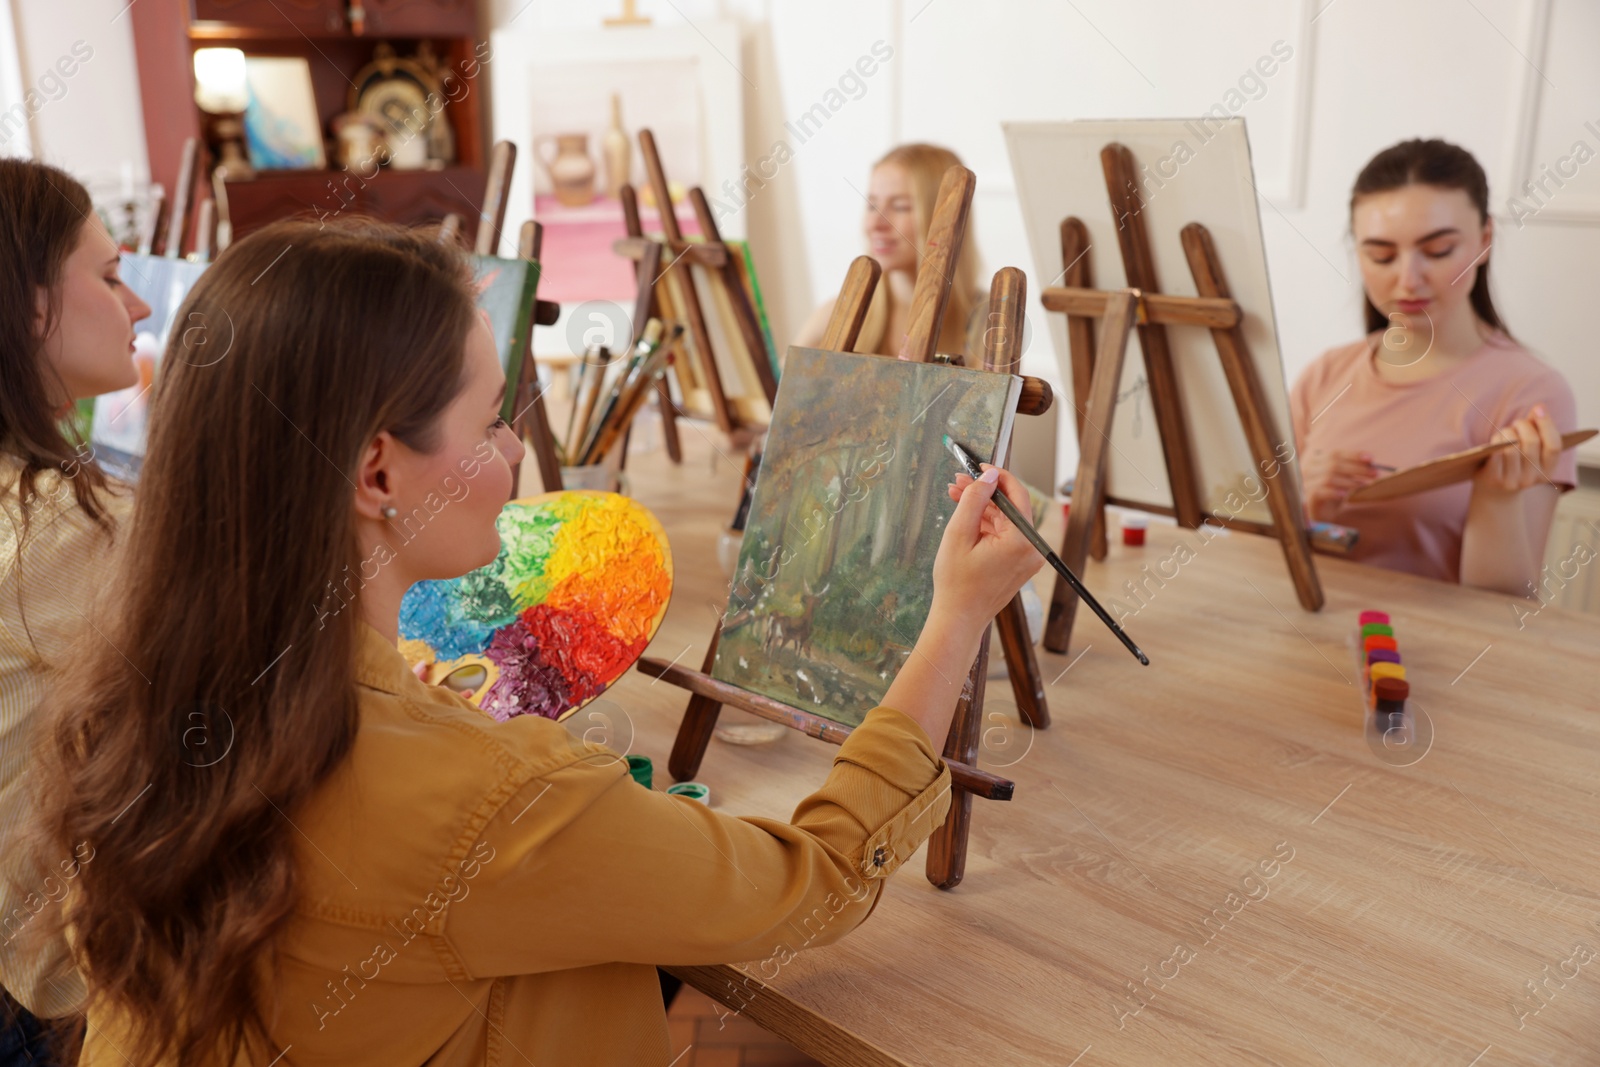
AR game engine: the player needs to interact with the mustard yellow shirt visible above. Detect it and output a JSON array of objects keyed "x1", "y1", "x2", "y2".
[
  {"x1": 0, "y1": 457, "x2": 126, "y2": 1016},
  {"x1": 84, "y1": 622, "x2": 952, "y2": 1065}
]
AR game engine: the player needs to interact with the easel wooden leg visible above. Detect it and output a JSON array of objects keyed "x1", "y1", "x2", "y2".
[
  {"x1": 517, "y1": 366, "x2": 565, "y2": 493},
  {"x1": 979, "y1": 265, "x2": 1049, "y2": 729},
  {"x1": 1101, "y1": 144, "x2": 1204, "y2": 529},
  {"x1": 1060, "y1": 217, "x2": 1108, "y2": 562},
  {"x1": 1181, "y1": 223, "x2": 1324, "y2": 612},
  {"x1": 926, "y1": 627, "x2": 991, "y2": 890},
  {"x1": 656, "y1": 375, "x2": 683, "y2": 463},
  {"x1": 1045, "y1": 291, "x2": 1137, "y2": 655},
  {"x1": 995, "y1": 595, "x2": 1049, "y2": 728},
  {"x1": 667, "y1": 627, "x2": 725, "y2": 782}
]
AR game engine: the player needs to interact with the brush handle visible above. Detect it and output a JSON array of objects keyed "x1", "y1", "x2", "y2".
[
  {"x1": 987, "y1": 491, "x2": 1149, "y2": 665},
  {"x1": 945, "y1": 435, "x2": 1147, "y2": 663}
]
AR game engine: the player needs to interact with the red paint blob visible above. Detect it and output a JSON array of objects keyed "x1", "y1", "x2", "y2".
[{"x1": 520, "y1": 602, "x2": 647, "y2": 705}]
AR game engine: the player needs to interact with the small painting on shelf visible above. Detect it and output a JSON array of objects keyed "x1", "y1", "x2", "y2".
[{"x1": 241, "y1": 56, "x2": 326, "y2": 170}]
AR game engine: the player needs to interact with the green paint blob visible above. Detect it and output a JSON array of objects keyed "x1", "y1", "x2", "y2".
[{"x1": 497, "y1": 504, "x2": 563, "y2": 602}]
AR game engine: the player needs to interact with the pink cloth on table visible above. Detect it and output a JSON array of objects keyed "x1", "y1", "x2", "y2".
[{"x1": 1290, "y1": 332, "x2": 1578, "y2": 584}]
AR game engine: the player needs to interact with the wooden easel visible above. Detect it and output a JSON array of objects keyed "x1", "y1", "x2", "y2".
[
  {"x1": 1039, "y1": 142, "x2": 1324, "y2": 655},
  {"x1": 469, "y1": 141, "x2": 565, "y2": 494},
  {"x1": 638, "y1": 166, "x2": 1052, "y2": 889},
  {"x1": 611, "y1": 128, "x2": 778, "y2": 450},
  {"x1": 617, "y1": 182, "x2": 683, "y2": 464}
]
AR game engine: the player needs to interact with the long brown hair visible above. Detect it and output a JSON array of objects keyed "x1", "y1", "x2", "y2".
[
  {"x1": 33, "y1": 219, "x2": 478, "y2": 1064},
  {"x1": 0, "y1": 158, "x2": 116, "y2": 529},
  {"x1": 858, "y1": 143, "x2": 982, "y2": 357},
  {"x1": 1350, "y1": 138, "x2": 1509, "y2": 336}
]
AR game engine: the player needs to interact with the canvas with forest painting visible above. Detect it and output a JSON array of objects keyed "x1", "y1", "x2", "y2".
[{"x1": 712, "y1": 348, "x2": 1022, "y2": 727}]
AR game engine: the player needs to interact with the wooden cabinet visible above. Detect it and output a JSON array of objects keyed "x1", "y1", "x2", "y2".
[
  {"x1": 221, "y1": 166, "x2": 485, "y2": 243},
  {"x1": 130, "y1": 0, "x2": 486, "y2": 254},
  {"x1": 362, "y1": 0, "x2": 472, "y2": 37},
  {"x1": 192, "y1": 0, "x2": 346, "y2": 35}
]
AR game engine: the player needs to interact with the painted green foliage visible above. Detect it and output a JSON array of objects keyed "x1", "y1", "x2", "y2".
[{"x1": 712, "y1": 348, "x2": 1018, "y2": 727}]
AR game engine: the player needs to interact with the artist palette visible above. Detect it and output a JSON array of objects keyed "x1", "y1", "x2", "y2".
[{"x1": 398, "y1": 491, "x2": 672, "y2": 723}]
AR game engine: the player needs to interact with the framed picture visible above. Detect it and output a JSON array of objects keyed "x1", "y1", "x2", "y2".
[
  {"x1": 489, "y1": 21, "x2": 746, "y2": 355},
  {"x1": 242, "y1": 56, "x2": 326, "y2": 170}
]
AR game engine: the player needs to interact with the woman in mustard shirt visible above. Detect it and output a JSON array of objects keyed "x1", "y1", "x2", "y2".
[{"x1": 29, "y1": 219, "x2": 1041, "y2": 1065}]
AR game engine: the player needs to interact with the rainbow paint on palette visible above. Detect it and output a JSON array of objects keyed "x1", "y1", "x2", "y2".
[{"x1": 398, "y1": 491, "x2": 672, "y2": 722}]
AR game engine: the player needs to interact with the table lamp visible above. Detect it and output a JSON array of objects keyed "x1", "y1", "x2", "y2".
[{"x1": 193, "y1": 47, "x2": 254, "y2": 180}]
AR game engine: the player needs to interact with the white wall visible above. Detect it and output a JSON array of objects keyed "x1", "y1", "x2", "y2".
[
  {"x1": 486, "y1": 0, "x2": 1599, "y2": 486},
  {"x1": 20, "y1": 0, "x2": 1595, "y2": 483},
  {"x1": 5, "y1": 0, "x2": 148, "y2": 187}
]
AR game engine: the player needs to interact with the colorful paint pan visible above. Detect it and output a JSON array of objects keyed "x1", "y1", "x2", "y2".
[
  {"x1": 1365, "y1": 648, "x2": 1401, "y2": 682},
  {"x1": 1360, "y1": 623, "x2": 1395, "y2": 639},
  {"x1": 398, "y1": 491, "x2": 672, "y2": 723},
  {"x1": 1359, "y1": 610, "x2": 1390, "y2": 626},
  {"x1": 1373, "y1": 677, "x2": 1409, "y2": 703},
  {"x1": 1364, "y1": 635, "x2": 1397, "y2": 655},
  {"x1": 1368, "y1": 663, "x2": 1406, "y2": 705}
]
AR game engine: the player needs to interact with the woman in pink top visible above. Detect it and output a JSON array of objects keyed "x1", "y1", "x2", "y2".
[{"x1": 1291, "y1": 139, "x2": 1577, "y2": 593}]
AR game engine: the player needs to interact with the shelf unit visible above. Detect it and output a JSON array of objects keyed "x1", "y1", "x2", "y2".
[{"x1": 129, "y1": 0, "x2": 488, "y2": 249}]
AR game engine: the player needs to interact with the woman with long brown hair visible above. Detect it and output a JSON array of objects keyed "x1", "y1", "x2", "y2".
[
  {"x1": 33, "y1": 218, "x2": 1041, "y2": 1065},
  {"x1": 1291, "y1": 138, "x2": 1577, "y2": 593},
  {"x1": 793, "y1": 142, "x2": 986, "y2": 358},
  {"x1": 0, "y1": 159, "x2": 150, "y2": 1065}
]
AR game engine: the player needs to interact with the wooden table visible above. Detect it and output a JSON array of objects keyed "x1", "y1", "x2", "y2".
[{"x1": 559, "y1": 441, "x2": 1600, "y2": 1067}]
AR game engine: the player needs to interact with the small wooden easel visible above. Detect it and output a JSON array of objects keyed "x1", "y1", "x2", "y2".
[
  {"x1": 464, "y1": 141, "x2": 565, "y2": 494},
  {"x1": 638, "y1": 166, "x2": 1052, "y2": 889},
  {"x1": 611, "y1": 128, "x2": 778, "y2": 453},
  {"x1": 1039, "y1": 142, "x2": 1323, "y2": 655}
]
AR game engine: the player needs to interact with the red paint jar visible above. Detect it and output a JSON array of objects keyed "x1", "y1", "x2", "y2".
[{"x1": 1121, "y1": 513, "x2": 1148, "y2": 546}]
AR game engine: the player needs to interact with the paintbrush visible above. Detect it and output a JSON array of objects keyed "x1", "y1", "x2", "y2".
[
  {"x1": 944, "y1": 434, "x2": 1149, "y2": 666},
  {"x1": 577, "y1": 319, "x2": 668, "y2": 464},
  {"x1": 582, "y1": 324, "x2": 682, "y2": 465},
  {"x1": 565, "y1": 347, "x2": 597, "y2": 456},
  {"x1": 566, "y1": 345, "x2": 611, "y2": 462}
]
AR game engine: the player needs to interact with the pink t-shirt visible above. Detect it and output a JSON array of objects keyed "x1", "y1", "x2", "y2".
[{"x1": 1290, "y1": 333, "x2": 1578, "y2": 583}]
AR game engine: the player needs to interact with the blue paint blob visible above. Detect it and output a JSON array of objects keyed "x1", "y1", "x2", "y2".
[{"x1": 399, "y1": 579, "x2": 494, "y2": 659}]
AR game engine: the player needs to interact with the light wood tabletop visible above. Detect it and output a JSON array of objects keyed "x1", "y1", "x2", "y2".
[{"x1": 553, "y1": 434, "x2": 1600, "y2": 1067}]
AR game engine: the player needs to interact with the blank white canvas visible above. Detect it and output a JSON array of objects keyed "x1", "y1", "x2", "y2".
[{"x1": 1006, "y1": 118, "x2": 1298, "y2": 526}]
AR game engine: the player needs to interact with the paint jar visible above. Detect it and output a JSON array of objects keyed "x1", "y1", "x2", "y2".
[
  {"x1": 626, "y1": 755, "x2": 652, "y2": 790},
  {"x1": 560, "y1": 464, "x2": 626, "y2": 494},
  {"x1": 1121, "y1": 513, "x2": 1148, "y2": 546},
  {"x1": 714, "y1": 709, "x2": 787, "y2": 746},
  {"x1": 666, "y1": 781, "x2": 711, "y2": 805},
  {"x1": 716, "y1": 527, "x2": 743, "y2": 578}
]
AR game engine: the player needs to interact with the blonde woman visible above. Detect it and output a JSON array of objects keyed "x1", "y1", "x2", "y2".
[{"x1": 793, "y1": 143, "x2": 986, "y2": 359}]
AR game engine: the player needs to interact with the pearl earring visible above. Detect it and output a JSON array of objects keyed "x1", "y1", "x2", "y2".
[{"x1": 381, "y1": 505, "x2": 398, "y2": 519}]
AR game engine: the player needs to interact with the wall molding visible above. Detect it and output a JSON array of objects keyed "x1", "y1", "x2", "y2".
[
  {"x1": 0, "y1": 0, "x2": 32, "y2": 157},
  {"x1": 1498, "y1": 0, "x2": 1600, "y2": 225}
]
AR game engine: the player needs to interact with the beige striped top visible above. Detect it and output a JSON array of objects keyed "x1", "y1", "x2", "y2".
[{"x1": 0, "y1": 453, "x2": 128, "y2": 1017}]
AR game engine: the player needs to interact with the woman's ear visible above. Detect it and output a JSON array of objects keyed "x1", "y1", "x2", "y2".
[
  {"x1": 353, "y1": 431, "x2": 396, "y2": 521},
  {"x1": 1480, "y1": 214, "x2": 1494, "y2": 261}
]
